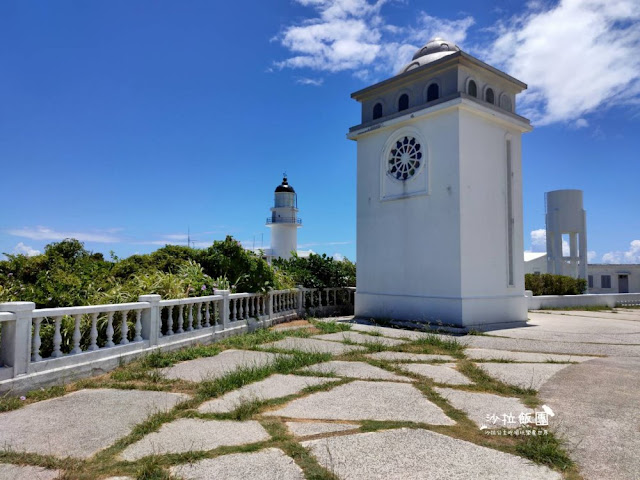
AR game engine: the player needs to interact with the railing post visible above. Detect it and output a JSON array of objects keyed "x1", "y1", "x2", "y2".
[
  {"x1": 138, "y1": 295, "x2": 161, "y2": 346},
  {"x1": 268, "y1": 289, "x2": 274, "y2": 320},
  {"x1": 214, "y1": 290, "x2": 231, "y2": 330},
  {"x1": 297, "y1": 286, "x2": 305, "y2": 316},
  {"x1": 0, "y1": 302, "x2": 35, "y2": 376}
]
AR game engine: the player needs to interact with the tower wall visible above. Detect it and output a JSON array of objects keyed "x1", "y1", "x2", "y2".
[
  {"x1": 545, "y1": 189, "x2": 587, "y2": 279},
  {"x1": 349, "y1": 45, "x2": 531, "y2": 327}
]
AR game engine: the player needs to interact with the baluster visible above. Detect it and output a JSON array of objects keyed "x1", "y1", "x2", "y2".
[
  {"x1": 88, "y1": 312, "x2": 99, "y2": 351},
  {"x1": 274, "y1": 295, "x2": 279, "y2": 313},
  {"x1": 32, "y1": 318, "x2": 42, "y2": 361},
  {"x1": 248, "y1": 297, "x2": 253, "y2": 317},
  {"x1": 204, "y1": 302, "x2": 211, "y2": 327},
  {"x1": 106, "y1": 311, "x2": 115, "y2": 347},
  {"x1": 166, "y1": 306, "x2": 174, "y2": 336},
  {"x1": 186, "y1": 304, "x2": 194, "y2": 331},
  {"x1": 230, "y1": 299, "x2": 236, "y2": 321},
  {"x1": 195, "y1": 303, "x2": 202, "y2": 329},
  {"x1": 70, "y1": 314, "x2": 82, "y2": 354},
  {"x1": 241, "y1": 298, "x2": 246, "y2": 320},
  {"x1": 120, "y1": 310, "x2": 129, "y2": 345},
  {"x1": 177, "y1": 305, "x2": 184, "y2": 333},
  {"x1": 134, "y1": 310, "x2": 143, "y2": 341},
  {"x1": 52, "y1": 316, "x2": 63, "y2": 358}
]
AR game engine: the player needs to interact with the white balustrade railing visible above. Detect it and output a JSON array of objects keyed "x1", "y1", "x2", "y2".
[{"x1": 0, "y1": 287, "x2": 354, "y2": 391}]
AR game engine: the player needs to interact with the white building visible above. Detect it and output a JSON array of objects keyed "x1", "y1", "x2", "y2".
[
  {"x1": 349, "y1": 38, "x2": 531, "y2": 327},
  {"x1": 523, "y1": 189, "x2": 640, "y2": 293}
]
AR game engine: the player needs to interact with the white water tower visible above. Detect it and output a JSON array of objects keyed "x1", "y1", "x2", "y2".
[
  {"x1": 545, "y1": 189, "x2": 587, "y2": 279},
  {"x1": 266, "y1": 176, "x2": 301, "y2": 260}
]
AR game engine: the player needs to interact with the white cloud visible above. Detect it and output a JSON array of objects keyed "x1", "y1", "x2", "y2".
[
  {"x1": 485, "y1": 0, "x2": 640, "y2": 125},
  {"x1": 12, "y1": 242, "x2": 41, "y2": 257},
  {"x1": 7, "y1": 226, "x2": 121, "y2": 243},
  {"x1": 528, "y1": 228, "x2": 570, "y2": 256},
  {"x1": 332, "y1": 252, "x2": 345, "y2": 261},
  {"x1": 275, "y1": 0, "x2": 473, "y2": 77},
  {"x1": 296, "y1": 77, "x2": 325, "y2": 86},
  {"x1": 529, "y1": 228, "x2": 547, "y2": 252},
  {"x1": 601, "y1": 240, "x2": 640, "y2": 264},
  {"x1": 276, "y1": 0, "x2": 640, "y2": 127},
  {"x1": 587, "y1": 250, "x2": 597, "y2": 262}
]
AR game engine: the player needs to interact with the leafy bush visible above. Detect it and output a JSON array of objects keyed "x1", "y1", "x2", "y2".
[
  {"x1": 0, "y1": 236, "x2": 292, "y2": 308},
  {"x1": 525, "y1": 273, "x2": 587, "y2": 296},
  {"x1": 273, "y1": 252, "x2": 356, "y2": 288}
]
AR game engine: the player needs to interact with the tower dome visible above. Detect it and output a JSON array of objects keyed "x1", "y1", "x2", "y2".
[
  {"x1": 399, "y1": 38, "x2": 461, "y2": 75},
  {"x1": 275, "y1": 176, "x2": 295, "y2": 193}
]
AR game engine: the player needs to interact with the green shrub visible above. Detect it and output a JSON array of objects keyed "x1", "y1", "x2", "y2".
[
  {"x1": 273, "y1": 252, "x2": 356, "y2": 288},
  {"x1": 525, "y1": 273, "x2": 587, "y2": 296}
]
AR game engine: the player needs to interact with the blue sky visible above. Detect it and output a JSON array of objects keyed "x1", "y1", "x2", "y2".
[{"x1": 1, "y1": 0, "x2": 639, "y2": 264}]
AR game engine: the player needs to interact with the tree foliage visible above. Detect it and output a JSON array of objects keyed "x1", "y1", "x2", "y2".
[
  {"x1": 0, "y1": 236, "x2": 286, "y2": 308},
  {"x1": 525, "y1": 273, "x2": 587, "y2": 296},
  {"x1": 273, "y1": 253, "x2": 356, "y2": 289}
]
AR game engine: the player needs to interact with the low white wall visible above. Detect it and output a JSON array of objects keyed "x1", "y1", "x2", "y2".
[{"x1": 527, "y1": 292, "x2": 640, "y2": 310}]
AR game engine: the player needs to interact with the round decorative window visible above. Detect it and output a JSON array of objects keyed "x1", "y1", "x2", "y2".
[{"x1": 388, "y1": 136, "x2": 422, "y2": 181}]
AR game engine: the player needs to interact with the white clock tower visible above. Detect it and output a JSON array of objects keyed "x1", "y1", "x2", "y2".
[{"x1": 348, "y1": 39, "x2": 532, "y2": 327}]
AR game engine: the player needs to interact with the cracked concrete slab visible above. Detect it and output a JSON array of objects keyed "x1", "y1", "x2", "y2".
[
  {"x1": 397, "y1": 363, "x2": 473, "y2": 385},
  {"x1": 312, "y1": 331, "x2": 407, "y2": 346},
  {"x1": 365, "y1": 352, "x2": 455, "y2": 362},
  {"x1": 434, "y1": 387, "x2": 535, "y2": 429},
  {"x1": 303, "y1": 428, "x2": 561, "y2": 480},
  {"x1": 198, "y1": 374, "x2": 339, "y2": 413},
  {"x1": 162, "y1": 350, "x2": 284, "y2": 382},
  {"x1": 0, "y1": 464, "x2": 60, "y2": 480},
  {"x1": 119, "y1": 419, "x2": 270, "y2": 460},
  {"x1": 350, "y1": 324, "x2": 430, "y2": 340},
  {"x1": 302, "y1": 361, "x2": 412, "y2": 382},
  {"x1": 540, "y1": 356, "x2": 640, "y2": 480},
  {"x1": 465, "y1": 348, "x2": 598, "y2": 363},
  {"x1": 0, "y1": 389, "x2": 188, "y2": 459},
  {"x1": 260, "y1": 337, "x2": 366, "y2": 354},
  {"x1": 286, "y1": 421, "x2": 358, "y2": 437},
  {"x1": 264, "y1": 380, "x2": 454, "y2": 425},
  {"x1": 170, "y1": 448, "x2": 304, "y2": 480},
  {"x1": 476, "y1": 363, "x2": 570, "y2": 390}
]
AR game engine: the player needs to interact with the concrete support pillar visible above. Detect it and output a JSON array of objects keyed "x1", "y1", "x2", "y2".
[
  {"x1": 0, "y1": 302, "x2": 35, "y2": 376},
  {"x1": 297, "y1": 286, "x2": 305, "y2": 316},
  {"x1": 579, "y1": 210, "x2": 588, "y2": 281},
  {"x1": 138, "y1": 294, "x2": 161, "y2": 346},
  {"x1": 570, "y1": 232, "x2": 578, "y2": 277}
]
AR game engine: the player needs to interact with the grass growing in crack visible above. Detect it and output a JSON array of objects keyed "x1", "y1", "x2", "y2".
[
  {"x1": 217, "y1": 328, "x2": 312, "y2": 350},
  {"x1": 456, "y1": 360, "x2": 538, "y2": 406},
  {"x1": 0, "y1": 392, "x2": 23, "y2": 412},
  {"x1": 312, "y1": 321, "x2": 351, "y2": 334},
  {"x1": 259, "y1": 419, "x2": 339, "y2": 480},
  {"x1": 197, "y1": 351, "x2": 330, "y2": 400},
  {"x1": 135, "y1": 456, "x2": 173, "y2": 480},
  {"x1": 412, "y1": 334, "x2": 465, "y2": 355},
  {"x1": 516, "y1": 432, "x2": 574, "y2": 471}
]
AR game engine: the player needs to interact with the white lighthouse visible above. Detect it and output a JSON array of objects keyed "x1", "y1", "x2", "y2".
[
  {"x1": 266, "y1": 176, "x2": 302, "y2": 260},
  {"x1": 348, "y1": 38, "x2": 532, "y2": 327}
]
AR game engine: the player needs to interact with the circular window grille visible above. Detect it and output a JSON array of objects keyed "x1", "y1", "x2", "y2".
[{"x1": 388, "y1": 136, "x2": 422, "y2": 180}]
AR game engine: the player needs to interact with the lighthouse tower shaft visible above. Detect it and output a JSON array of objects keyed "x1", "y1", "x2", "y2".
[{"x1": 267, "y1": 177, "x2": 302, "y2": 260}]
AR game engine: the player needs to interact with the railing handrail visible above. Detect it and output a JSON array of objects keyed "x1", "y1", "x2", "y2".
[
  {"x1": 265, "y1": 217, "x2": 302, "y2": 225},
  {"x1": 34, "y1": 301, "x2": 148, "y2": 317},
  {"x1": 0, "y1": 312, "x2": 16, "y2": 322},
  {"x1": 158, "y1": 294, "x2": 224, "y2": 306}
]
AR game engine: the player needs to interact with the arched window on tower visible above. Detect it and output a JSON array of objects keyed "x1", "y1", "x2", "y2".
[
  {"x1": 468, "y1": 80, "x2": 477, "y2": 98},
  {"x1": 398, "y1": 94, "x2": 409, "y2": 111},
  {"x1": 373, "y1": 102, "x2": 383, "y2": 120},
  {"x1": 485, "y1": 87, "x2": 495, "y2": 104},
  {"x1": 427, "y1": 83, "x2": 439, "y2": 102}
]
